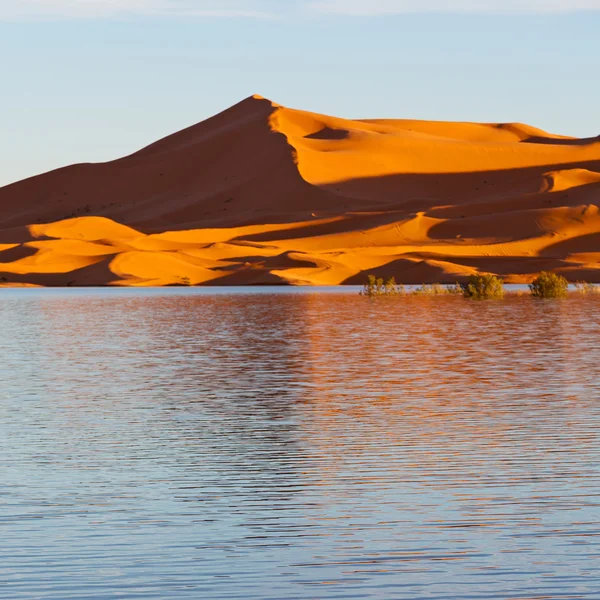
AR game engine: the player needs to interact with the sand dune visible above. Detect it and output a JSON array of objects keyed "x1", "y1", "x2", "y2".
[{"x1": 1, "y1": 94, "x2": 600, "y2": 286}]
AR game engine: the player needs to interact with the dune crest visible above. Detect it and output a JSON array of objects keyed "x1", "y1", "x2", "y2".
[{"x1": 1, "y1": 95, "x2": 600, "y2": 286}]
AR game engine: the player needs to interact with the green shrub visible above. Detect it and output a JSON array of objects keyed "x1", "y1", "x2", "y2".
[
  {"x1": 461, "y1": 274, "x2": 505, "y2": 300},
  {"x1": 412, "y1": 283, "x2": 461, "y2": 296},
  {"x1": 361, "y1": 274, "x2": 383, "y2": 297},
  {"x1": 529, "y1": 272, "x2": 568, "y2": 298},
  {"x1": 384, "y1": 276, "x2": 405, "y2": 296},
  {"x1": 361, "y1": 275, "x2": 405, "y2": 297},
  {"x1": 575, "y1": 281, "x2": 600, "y2": 295}
]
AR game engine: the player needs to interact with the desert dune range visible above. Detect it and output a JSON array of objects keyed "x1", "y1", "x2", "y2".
[{"x1": 1, "y1": 94, "x2": 600, "y2": 287}]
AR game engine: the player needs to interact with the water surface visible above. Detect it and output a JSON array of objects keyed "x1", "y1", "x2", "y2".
[{"x1": 1, "y1": 288, "x2": 599, "y2": 599}]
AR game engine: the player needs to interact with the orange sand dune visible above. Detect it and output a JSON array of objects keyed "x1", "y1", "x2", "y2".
[{"x1": 1, "y1": 95, "x2": 600, "y2": 286}]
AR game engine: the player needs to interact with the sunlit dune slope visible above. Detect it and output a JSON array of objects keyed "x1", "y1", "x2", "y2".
[{"x1": 1, "y1": 95, "x2": 600, "y2": 286}]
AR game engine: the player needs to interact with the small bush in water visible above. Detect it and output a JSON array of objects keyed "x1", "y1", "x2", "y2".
[
  {"x1": 575, "y1": 281, "x2": 600, "y2": 295},
  {"x1": 412, "y1": 283, "x2": 461, "y2": 296},
  {"x1": 361, "y1": 275, "x2": 405, "y2": 297},
  {"x1": 384, "y1": 276, "x2": 405, "y2": 296},
  {"x1": 529, "y1": 272, "x2": 568, "y2": 298},
  {"x1": 461, "y1": 274, "x2": 505, "y2": 300}
]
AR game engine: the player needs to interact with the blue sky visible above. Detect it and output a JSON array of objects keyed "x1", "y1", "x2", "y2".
[{"x1": 1, "y1": 0, "x2": 599, "y2": 186}]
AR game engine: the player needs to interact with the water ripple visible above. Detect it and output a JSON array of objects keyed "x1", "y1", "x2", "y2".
[{"x1": 0, "y1": 289, "x2": 599, "y2": 598}]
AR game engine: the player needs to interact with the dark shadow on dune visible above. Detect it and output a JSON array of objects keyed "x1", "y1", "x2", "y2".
[
  {"x1": 205, "y1": 269, "x2": 289, "y2": 286},
  {"x1": 0, "y1": 257, "x2": 115, "y2": 287},
  {"x1": 428, "y1": 209, "x2": 546, "y2": 242},
  {"x1": 206, "y1": 250, "x2": 321, "y2": 285},
  {"x1": 305, "y1": 127, "x2": 349, "y2": 140},
  {"x1": 320, "y1": 159, "x2": 600, "y2": 205},
  {"x1": 523, "y1": 135, "x2": 600, "y2": 146},
  {"x1": 0, "y1": 244, "x2": 38, "y2": 263},
  {"x1": 410, "y1": 254, "x2": 570, "y2": 275},
  {"x1": 218, "y1": 252, "x2": 316, "y2": 271},
  {"x1": 552, "y1": 266, "x2": 600, "y2": 281},
  {"x1": 0, "y1": 226, "x2": 42, "y2": 244},
  {"x1": 428, "y1": 180, "x2": 600, "y2": 221},
  {"x1": 237, "y1": 212, "x2": 406, "y2": 243},
  {"x1": 341, "y1": 257, "x2": 470, "y2": 285}
]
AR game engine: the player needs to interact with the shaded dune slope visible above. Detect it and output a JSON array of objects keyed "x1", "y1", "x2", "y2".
[{"x1": 1, "y1": 95, "x2": 600, "y2": 286}]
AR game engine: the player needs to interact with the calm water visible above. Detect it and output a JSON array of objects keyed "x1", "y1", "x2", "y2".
[{"x1": 1, "y1": 288, "x2": 599, "y2": 599}]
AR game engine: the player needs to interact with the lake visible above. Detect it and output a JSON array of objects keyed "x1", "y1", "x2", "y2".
[{"x1": 1, "y1": 288, "x2": 599, "y2": 599}]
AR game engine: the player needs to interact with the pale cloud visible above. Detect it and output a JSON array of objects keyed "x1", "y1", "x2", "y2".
[
  {"x1": 2, "y1": 0, "x2": 600, "y2": 20},
  {"x1": 0, "y1": 0, "x2": 278, "y2": 20},
  {"x1": 308, "y1": 0, "x2": 600, "y2": 15}
]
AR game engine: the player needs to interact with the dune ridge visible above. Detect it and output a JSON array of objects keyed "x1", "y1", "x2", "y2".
[{"x1": 1, "y1": 94, "x2": 600, "y2": 286}]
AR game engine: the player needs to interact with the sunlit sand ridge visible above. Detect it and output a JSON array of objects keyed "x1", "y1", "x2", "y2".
[{"x1": 1, "y1": 95, "x2": 600, "y2": 286}]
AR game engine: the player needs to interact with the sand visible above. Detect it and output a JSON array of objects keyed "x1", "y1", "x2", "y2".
[{"x1": 1, "y1": 94, "x2": 600, "y2": 286}]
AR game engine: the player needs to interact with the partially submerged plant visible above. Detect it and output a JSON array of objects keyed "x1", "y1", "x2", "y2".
[
  {"x1": 361, "y1": 274, "x2": 383, "y2": 297},
  {"x1": 575, "y1": 281, "x2": 600, "y2": 295},
  {"x1": 412, "y1": 283, "x2": 460, "y2": 296},
  {"x1": 384, "y1": 276, "x2": 405, "y2": 296},
  {"x1": 461, "y1": 274, "x2": 505, "y2": 300},
  {"x1": 448, "y1": 283, "x2": 463, "y2": 295},
  {"x1": 361, "y1": 274, "x2": 405, "y2": 297},
  {"x1": 529, "y1": 272, "x2": 568, "y2": 298}
]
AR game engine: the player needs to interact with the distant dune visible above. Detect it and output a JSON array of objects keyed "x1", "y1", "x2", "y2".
[{"x1": 1, "y1": 95, "x2": 600, "y2": 286}]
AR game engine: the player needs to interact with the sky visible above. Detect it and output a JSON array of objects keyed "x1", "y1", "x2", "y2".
[{"x1": 1, "y1": 0, "x2": 599, "y2": 186}]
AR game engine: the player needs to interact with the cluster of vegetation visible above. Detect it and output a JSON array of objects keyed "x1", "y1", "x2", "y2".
[
  {"x1": 461, "y1": 274, "x2": 505, "y2": 300},
  {"x1": 360, "y1": 275, "x2": 405, "y2": 297},
  {"x1": 362, "y1": 271, "x2": 600, "y2": 299},
  {"x1": 360, "y1": 276, "x2": 463, "y2": 297},
  {"x1": 575, "y1": 281, "x2": 600, "y2": 295},
  {"x1": 361, "y1": 274, "x2": 503, "y2": 299},
  {"x1": 413, "y1": 283, "x2": 461, "y2": 296},
  {"x1": 529, "y1": 272, "x2": 568, "y2": 298}
]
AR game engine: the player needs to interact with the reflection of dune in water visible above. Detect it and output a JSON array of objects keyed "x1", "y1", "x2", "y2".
[
  {"x1": 1, "y1": 95, "x2": 600, "y2": 285},
  {"x1": 296, "y1": 294, "x2": 592, "y2": 496},
  {"x1": 27, "y1": 293, "x2": 315, "y2": 502}
]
